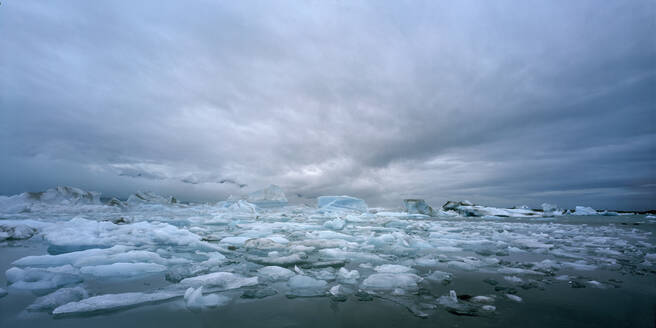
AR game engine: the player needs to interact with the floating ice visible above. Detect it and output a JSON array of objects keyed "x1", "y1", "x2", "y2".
[
  {"x1": 80, "y1": 262, "x2": 166, "y2": 278},
  {"x1": 27, "y1": 287, "x2": 89, "y2": 311},
  {"x1": 52, "y1": 291, "x2": 180, "y2": 316},
  {"x1": 288, "y1": 275, "x2": 327, "y2": 289},
  {"x1": 336, "y1": 267, "x2": 360, "y2": 284},
  {"x1": 257, "y1": 266, "x2": 295, "y2": 281},
  {"x1": 0, "y1": 224, "x2": 36, "y2": 241},
  {"x1": 361, "y1": 273, "x2": 422, "y2": 290},
  {"x1": 323, "y1": 218, "x2": 346, "y2": 230},
  {"x1": 506, "y1": 294, "x2": 522, "y2": 302},
  {"x1": 247, "y1": 185, "x2": 288, "y2": 207},
  {"x1": 374, "y1": 264, "x2": 414, "y2": 273},
  {"x1": 572, "y1": 206, "x2": 598, "y2": 216},
  {"x1": 403, "y1": 199, "x2": 438, "y2": 216},
  {"x1": 5, "y1": 267, "x2": 82, "y2": 291},
  {"x1": 0, "y1": 288, "x2": 7, "y2": 298},
  {"x1": 180, "y1": 272, "x2": 258, "y2": 290},
  {"x1": 184, "y1": 286, "x2": 230, "y2": 312},
  {"x1": 425, "y1": 270, "x2": 452, "y2": 284},
  {"x1": 317, "y1": 196, "x2": 368, "y2": 212}
]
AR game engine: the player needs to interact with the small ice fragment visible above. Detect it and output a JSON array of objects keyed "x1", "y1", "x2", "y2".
[
  {"x1": 481, "y1": 305, "x2": 496, "y2": 312},
  {"x1": 504, "y1": 276, "x2": 523, "y2": 283},
  {"x1": 449, "y1": 290, "x2": 458, "y2": 303},
  {"x1": 294, "y1": 265, "x2": 305, "y2": 275},
  {"x1": 471, "y1": 296, "x2": 494, "y2": 303},
  {"x1": 506, "y1": 294, "x2": 522, "y2": 302}
]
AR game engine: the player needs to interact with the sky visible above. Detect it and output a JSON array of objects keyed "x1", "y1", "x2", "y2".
[{"x1": 1, "y1": 0, "x2": 655, "y2": 210}]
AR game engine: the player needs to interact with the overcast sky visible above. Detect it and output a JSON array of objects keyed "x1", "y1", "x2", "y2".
[{"x1": 1, "y1": 0, "x2": 654, "y2": 210}]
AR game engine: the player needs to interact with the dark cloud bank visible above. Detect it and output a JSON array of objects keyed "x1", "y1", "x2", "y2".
[{"x1": 1, "y1": 0, "x2": 654, "y2": 210}]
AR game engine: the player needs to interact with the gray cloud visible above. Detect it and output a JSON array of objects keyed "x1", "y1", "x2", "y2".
[{"x1": 1, "y1": 0, "x2": 654, "y2": 209}]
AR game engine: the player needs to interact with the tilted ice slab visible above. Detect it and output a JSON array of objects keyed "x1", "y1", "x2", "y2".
[{"x1": 52, "y1": 291, "x2": 181, "y2": 316}]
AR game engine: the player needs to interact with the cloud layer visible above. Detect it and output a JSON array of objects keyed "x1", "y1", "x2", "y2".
[{"x1": 1, "y1": 0, "x2": 654, "y2": 209}]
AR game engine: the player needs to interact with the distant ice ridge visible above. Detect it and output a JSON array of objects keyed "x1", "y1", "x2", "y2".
[
  {"x1": 403, "y1": 199, "x2": 439, "y2": 217},
  {"x1": 0, "y1": 186, "x2": 101, "y2": 213},
  {"x1": 127, "y1": 191, "x2": 177, "y2": 205}
]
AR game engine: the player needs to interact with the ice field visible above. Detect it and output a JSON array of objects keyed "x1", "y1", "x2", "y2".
[{"x1": 1, "y1": 186, "x2": 655, "y2": 327}]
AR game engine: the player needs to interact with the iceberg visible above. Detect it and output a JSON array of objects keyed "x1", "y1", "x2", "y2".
[
  {"x1": 317, "y1": 196, "x2": 368, "y2": 212},
  {"x1": 572, "y1": 206, "x2": 598, "y2": 216},
  {"x1": 247, "y1": 185, "x2": 288, "y2": 207},
  {"x1": 403, "y1": 199, "x2": 438, "y2": 217}
]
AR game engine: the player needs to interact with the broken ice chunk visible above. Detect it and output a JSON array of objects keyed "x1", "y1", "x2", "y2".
[
  {"x1": 180, "y1": 272, "x2": 258, "y2": 290},
  {"x1": 27, "y1": 287, "x2": 89, "y2": 312},
  {"x1": 336, "y1": 268, "x2": 360, "y2": 284},
  {"x1": 287, "y1": 275, "x2": 328, "y2": 297},
  {"x1": 403, "y1": 199, "x2": 438, "y2": 217},
  {"x1": 6, "y1": 267, "x2": 82, "y2": 292},
  {"x1": 323, "y1": 218, "x2": 346, "y2": 230},
  {"x1": 506, "y1": 294, "x2": 523, "y2": 302},
  {"x1": 425, "y1": 270, "x2": 452, "y2": 284},
  {"x1": 361, "y1": 273, "x2": 422, "y2": 290},
  {"x1": 184, "y1": 286, "x2": 230, "y2": 312},
  {"x1": 257, "y1": 266, "x2": 295, "y2": 281},
  {"x1": 374, "y1": 264, "x2": 414, "y2": 273}
]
